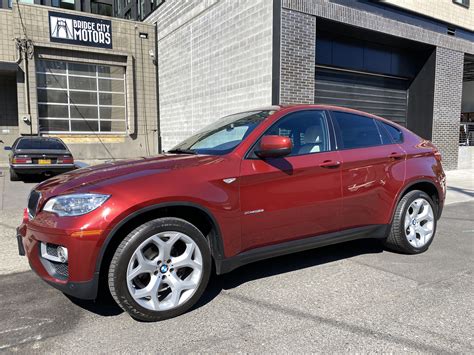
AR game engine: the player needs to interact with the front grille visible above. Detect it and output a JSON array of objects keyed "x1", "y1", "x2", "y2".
[
  {"x1": 51, "y1": 261, "x2": 69, "y2": 279},
  {"x1": 27, "y1": 190, "x2": 41, "y2": 219}
]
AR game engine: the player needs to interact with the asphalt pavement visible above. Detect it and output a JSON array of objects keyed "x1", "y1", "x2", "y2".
[{"x1": 0, "y1": 168, "x2": 472, "y2": 353}]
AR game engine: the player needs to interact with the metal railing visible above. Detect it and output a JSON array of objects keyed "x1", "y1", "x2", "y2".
[{"x1": 459, "y1": 123, "x2": 474, "y2": 146}]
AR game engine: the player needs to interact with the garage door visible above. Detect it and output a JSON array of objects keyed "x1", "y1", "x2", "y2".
[{"x1": 315, "y1": 67, "x2": 409, "y2": 125}]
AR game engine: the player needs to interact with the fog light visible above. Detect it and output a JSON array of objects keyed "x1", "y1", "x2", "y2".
[{"x1": 57, "y1": 246, "x2": 68, "y2": 263}]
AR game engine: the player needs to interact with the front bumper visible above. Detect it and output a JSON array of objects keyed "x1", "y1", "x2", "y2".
[
  {"x1": 17, "y1": 225, "x2": 101, "y2": 300},
  {"x1": 43, "y1": 272, "x2": 99, "y2": 300}
]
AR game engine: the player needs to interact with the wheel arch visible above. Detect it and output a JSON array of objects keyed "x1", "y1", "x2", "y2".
[
  {"x1": 95, "y1": 202, "x2": 225, "y2": 289},
  {"x1": 392, "y1": 179, "x2": 442, "y2": 222}
]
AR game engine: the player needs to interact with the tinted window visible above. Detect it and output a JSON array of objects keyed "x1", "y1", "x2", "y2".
[
  {"x1": 16, "y1": 139, "x2": 67, "y2": 150},
  {"x1": 257, "y1": 110, "x2": 330, "y2": 156},
  {"x1": 333, "y1": 112, "x2": 382, "y2": 149},
  {"x1": 377, "y1": 120, "x2": 403, "y2": 143}
]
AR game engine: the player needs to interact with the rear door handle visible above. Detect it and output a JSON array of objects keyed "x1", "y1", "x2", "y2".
[
  {"x1": 319, "y1": 160, "x2": 341, "y2": 168},
  {"x1": 389, "y1": 152, "x2": 404, "y2": 160}
]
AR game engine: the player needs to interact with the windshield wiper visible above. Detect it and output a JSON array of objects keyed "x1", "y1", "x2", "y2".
[{"x1": 167, "y1": 148, "x2": 197, "y2": 155}]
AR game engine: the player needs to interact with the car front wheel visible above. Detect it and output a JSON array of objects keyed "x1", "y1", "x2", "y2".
[
  {"x1": 384, "y1": 190, "x2": 437, "y2": 254},
  {"x1": 108, "y1": 217, "x2": 211, "y2": 321}
]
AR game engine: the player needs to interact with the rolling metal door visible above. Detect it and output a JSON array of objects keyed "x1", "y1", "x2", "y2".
[{"x1": 315, "y1": 67, "x2": 408, "y2": 125}]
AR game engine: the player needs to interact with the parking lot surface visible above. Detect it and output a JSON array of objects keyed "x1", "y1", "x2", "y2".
[{"x1": 0, "y1": 168, "x2": 472, "y2": 352}]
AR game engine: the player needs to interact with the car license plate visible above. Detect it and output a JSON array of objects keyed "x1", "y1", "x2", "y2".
[{"x1": 38, "y1": 159, "x2": 51, "y2": 165}]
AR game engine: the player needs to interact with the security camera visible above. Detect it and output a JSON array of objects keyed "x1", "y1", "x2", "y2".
[{"x1": 23, "y1": 116, "x2": 31, "y2": 124}]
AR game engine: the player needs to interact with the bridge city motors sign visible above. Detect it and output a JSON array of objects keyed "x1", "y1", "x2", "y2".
[{"x1": 49, "y1": 11, "x2": 112, "y2": 49}]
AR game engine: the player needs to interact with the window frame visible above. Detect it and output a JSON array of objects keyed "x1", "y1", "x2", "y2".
[
  {"x1": 245, "y1": 109, "x2": 336, "y2": 159},
  {"x1": 36, "y1": 59, "x2": 127, "y2": 135},
  {"x1": 329, "y1": 110, "x2": 395, "y2": 150}
]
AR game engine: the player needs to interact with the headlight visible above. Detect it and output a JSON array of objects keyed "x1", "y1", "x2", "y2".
[{"x1": 43, "y1": 193, "x2": 110, "y2": 217}]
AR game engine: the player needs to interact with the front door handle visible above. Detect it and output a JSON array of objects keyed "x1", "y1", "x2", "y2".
[
  {"x1": 319, "y1": 160, "x2": 341, "y2": 169},
  {"x1": 389, "y1": 152, "x2": 404, "y2": 160}
]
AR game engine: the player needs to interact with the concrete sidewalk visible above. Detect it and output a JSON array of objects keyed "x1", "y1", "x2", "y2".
[{"x1": 445, "y1": 168, "x2": 474, "y2": 205}]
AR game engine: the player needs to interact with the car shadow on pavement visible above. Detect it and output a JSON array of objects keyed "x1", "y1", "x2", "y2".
[
  {"x1": 194, "y1": 238, "x2": 385, "y2": 311},
  {"x1": 65, "y1": 293, "x2": 124, "y2": 317},
  {"x1": 65, "y1": 238, "x2": 384, "y2": 319}
]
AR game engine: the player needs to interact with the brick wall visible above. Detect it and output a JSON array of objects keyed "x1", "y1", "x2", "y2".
[
  {"x1": 146, "y1": 0, "x2": 273, "y2": 151},
  {"x1": 279, "y1": 8, "x2": 316, "y2": 105},
  {"x1": 431, "y1": 47, "x2": 464, "y2": 170}
]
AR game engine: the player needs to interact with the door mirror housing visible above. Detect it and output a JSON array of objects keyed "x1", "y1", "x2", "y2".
[
  {"x1": 4, "y1": 146, "x2": 12, "y2": 151},
  {"x1": 255, "y1": 135, "x2": 292, "y2": 159}
]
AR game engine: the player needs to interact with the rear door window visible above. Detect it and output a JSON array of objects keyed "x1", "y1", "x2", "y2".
[{"x1": 332, "y1": 111, "x2": 382, "y2": 149}]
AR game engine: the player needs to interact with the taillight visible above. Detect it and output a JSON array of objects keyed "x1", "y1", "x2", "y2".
[
  {"x1": 23, "y1": 208, "x2": 29, "y2": 223},
  {"x1": 58, "y1": 155, "x2": 74, "y2": 164},
  {"x1": 434, "y1": 151, "x2": 442, "y2": 162},
  {"x1": 12, "y1": 156, "x2": 32, "y2": 164}
]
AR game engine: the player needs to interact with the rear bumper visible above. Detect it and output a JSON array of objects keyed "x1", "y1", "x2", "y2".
[{"x1": 11, "y1": 164, "x2": 75, "y2": 174}]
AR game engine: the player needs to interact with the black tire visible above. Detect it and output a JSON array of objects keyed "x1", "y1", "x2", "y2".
[
  {"x1": 384, "y1": 190, "x2": 437, "y2": 254},
  {"x1": 108, "y1": 217, "x2": 212, "y2": 322},
  {"x1": 10, "y1": 169, "x2": 21, "y2": 181}
]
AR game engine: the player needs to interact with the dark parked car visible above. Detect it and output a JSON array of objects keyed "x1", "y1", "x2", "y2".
[
  {"x1": 5, "y1": 137, "x2": 75, "y2": 181},
  {"x1": 17, "y1": 105, "x2": 445, "y2": 321}
]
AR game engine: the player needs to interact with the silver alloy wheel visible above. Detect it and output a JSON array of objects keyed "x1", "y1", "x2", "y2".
[
  {"x1": 126, "y1": 231, "x2": 203, "y2": 311},
  {"x1": 404, "y1": 198, "x2": 435, "y2": 248}
]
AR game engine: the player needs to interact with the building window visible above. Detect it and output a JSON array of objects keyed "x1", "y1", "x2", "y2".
[
  {"x1": 36, "y1": 60, "x2": 127, "y2": 134},
  {"x1": 453, "y1": 0, "x2": 470, "y2": 8},
  {"x1": 91, "y1": 0, "x2": 113, "y2": 16},
  {"x1": 60, "y1": 0, "x2": 75, "y2": 9}
]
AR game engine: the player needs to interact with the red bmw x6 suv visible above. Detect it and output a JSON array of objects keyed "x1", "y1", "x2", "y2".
[{"x1": 17, "y1": 105, "x2": 446, "y2": 321}]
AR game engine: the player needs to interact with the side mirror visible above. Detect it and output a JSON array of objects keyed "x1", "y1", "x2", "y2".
[
  {"x1": 4, "y1": 146, "x2": 12, "y2": 151},
  {"x1": 255, "y1": 135, "x2": 292, "y2": 159}
]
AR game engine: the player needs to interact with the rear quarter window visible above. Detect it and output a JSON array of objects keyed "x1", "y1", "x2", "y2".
[{"x1": 377, "y1": 120, "x2": 404, "y2": 143}]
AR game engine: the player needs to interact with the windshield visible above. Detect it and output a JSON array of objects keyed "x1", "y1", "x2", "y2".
[
  {"x1": 16, "y1": 138, "x2": 67, "y2": 150},
  {"x1": 170, "y1": 110, "x2": 274, "y2": 155}
]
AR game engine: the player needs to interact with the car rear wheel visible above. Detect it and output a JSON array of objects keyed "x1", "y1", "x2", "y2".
[
  {"x1": 384, "y1": 190, "x2": 437, "y2": 254},
  {"x1": 108, "y1": 217, "x2": 211, "y2": 321},
  {"x1": 9, "y1": 169, "x2": 21, "y2": 181}
]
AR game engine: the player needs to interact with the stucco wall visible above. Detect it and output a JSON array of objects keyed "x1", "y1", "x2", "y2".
[
  {"x1": 383, "y1": 0, "x2": 473, "y2": 32},
  {"x1": 0, "y1": 3, "x2": 158, "y2": 162}
]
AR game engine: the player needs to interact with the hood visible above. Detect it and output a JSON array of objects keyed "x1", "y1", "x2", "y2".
[{"x1": 35, "y1": 154, "x2": 224, "y2": 196}]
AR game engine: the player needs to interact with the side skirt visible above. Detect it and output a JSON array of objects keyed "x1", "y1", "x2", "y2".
[{"x1": 215, "y1": 224, "x2": 390, "y2": 275}]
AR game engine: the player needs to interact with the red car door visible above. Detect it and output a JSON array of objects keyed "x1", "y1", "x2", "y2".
[
  {"x1": 330, "y1": 111, "x2": 406, "y2": 229},
  {"x1": 239, "y1": 110, "x2": 343, "y2": 252}
]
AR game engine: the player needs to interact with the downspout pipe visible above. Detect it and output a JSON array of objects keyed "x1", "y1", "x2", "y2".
[{"x1": 154, "y1": 22, "x2": 162, "y2": 154}]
